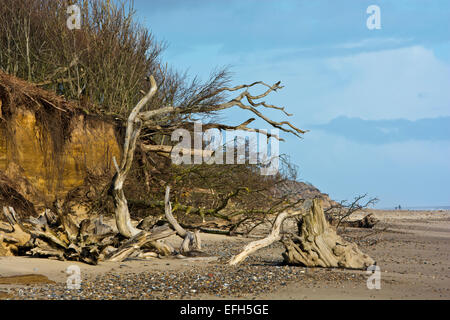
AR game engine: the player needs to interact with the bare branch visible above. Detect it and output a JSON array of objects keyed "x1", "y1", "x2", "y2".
[
  {"x1": 229, "y1": 200, "x2": 313, "y2": 265},
  {"x1": 164, "y1": 186, "x2": 201, "y2": 254}
]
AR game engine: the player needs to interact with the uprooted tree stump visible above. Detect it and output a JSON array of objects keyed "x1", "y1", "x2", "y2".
[
  {"x1": 282, "y1": 199, "x2": 374, "y2": 269},
  {"x1": 229, "y1": 198, "x2": 374, "y2": 270}
]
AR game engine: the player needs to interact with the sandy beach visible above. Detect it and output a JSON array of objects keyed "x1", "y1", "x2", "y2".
[{"x1": 1, "y1": 209, "x2": 449, "y2": 300}]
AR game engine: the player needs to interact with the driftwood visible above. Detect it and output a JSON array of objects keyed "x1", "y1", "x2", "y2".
[
  {"x1": 0, "y1": 200, "x2": 199, "y2": 264},
  {"x1": 282, "y1": 199, "x2": 374, "y2": 269},
  {"x1": 229, "y1": 199, "x2": 374, "y2": 270},
  {"x1": 328, "y1": 213, "x2": 379, "y2": 229},
  {"x1": 229, "y1": 200, "x2": 313, "y2": 265},
  {"x1": 2, "y1": 207, "x2": 31, "y2": 247},
  {"x1": 106, "y1": 227, "x2": 176, "y2": 262}
]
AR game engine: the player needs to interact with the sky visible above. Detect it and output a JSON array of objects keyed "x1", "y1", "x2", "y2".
[{"x1": 132, "y1": 0, "x2": 450, "y2": 209}]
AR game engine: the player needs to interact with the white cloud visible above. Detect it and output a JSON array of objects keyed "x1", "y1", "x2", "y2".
[{"x1": 334, "y1": 38, "x2": 414, "y2": 49}]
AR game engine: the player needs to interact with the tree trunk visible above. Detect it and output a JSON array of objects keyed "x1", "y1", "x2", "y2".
[
  {"x1": 110, "y1": 76, "x2": 158, "y2": 238},
  {"x1": 282, "y1": 199, "x2": 374, "y2": 269}
]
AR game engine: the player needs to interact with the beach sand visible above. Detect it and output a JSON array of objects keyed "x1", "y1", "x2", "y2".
[{"x1": 1, "y1": 209, "x2": 449, "y2": 300}]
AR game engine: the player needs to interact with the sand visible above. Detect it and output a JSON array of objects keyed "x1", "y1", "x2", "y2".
[{"x1": 0, "y1": 209, "x2": 449, "y2": 300}]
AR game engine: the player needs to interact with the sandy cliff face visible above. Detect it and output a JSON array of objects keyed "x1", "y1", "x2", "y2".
[{"x1": 0, "y1": 71, "x2": 121, "y2": 214}]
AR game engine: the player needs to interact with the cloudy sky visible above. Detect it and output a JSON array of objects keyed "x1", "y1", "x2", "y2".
[{"x1": 133, "y1": 0, "x2": 450, "y2": 208}]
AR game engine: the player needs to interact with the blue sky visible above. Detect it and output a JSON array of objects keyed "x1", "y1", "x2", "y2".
[{"x1": 132, "y1": 0, "x2": 450, "y2": 208}]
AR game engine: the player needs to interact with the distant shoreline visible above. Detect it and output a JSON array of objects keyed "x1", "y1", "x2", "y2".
[{"x1": 376, "y1": 206, "x2": 450, "y2": 211}]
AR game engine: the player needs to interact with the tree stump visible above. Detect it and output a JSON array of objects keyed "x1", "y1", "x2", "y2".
[{"x1": 282, "y1": 199, "x2": 374, "y2": 269}]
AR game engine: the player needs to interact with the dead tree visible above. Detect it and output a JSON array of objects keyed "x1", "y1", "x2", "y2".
[
  {"x1": 109, "y1": 76, "x2": 159, "y2": 238},
  {"x1": 230, "y1": 199, "x2": 374, "y2": 270},
  {"x1": 0, "y1": 186, "x2": 202, "y2": 264},
  {"x1": 282, "y1": 199, "x2": 374, "y2": 269},
  {"x1": 164, "y1": 186, "x2": 201, "y2": 255}
]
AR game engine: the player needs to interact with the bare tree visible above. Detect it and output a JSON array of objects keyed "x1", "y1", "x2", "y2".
[{"x1": 325, "y1": 194, "x2": 379, "y2": 232}]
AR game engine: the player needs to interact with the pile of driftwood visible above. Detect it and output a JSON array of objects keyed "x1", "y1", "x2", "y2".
[{"x1": 0, "y1": 187, "x2": 202, "y2": 265}]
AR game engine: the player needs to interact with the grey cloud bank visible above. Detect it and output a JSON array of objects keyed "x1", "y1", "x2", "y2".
[{"x1": 310, "y1": 116, "x2": 450, "y2": 144}]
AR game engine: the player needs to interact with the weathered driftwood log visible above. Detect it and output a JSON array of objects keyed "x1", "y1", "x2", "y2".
[
  {"x1": 282, "y1": 199, "x2": 374, "y2": 269},
  {"x1": 106, "y1": 227, "x2": 176, "y2": 262},
  {"x1": 1, "y1": 207, "x2": 31, "y2": 247},
  {"x1": 358, "y1": 213, "x2": 379, "y2": 228},
  {"x1": 229, "y1": 200, "x2": 313, "y2": 265},
  {"x1": 229, "y1": 199, "x2": 374, "y2": 270},
  {"x1": 347, "y1": 213, "x2": 379, "y2": 228},
  {"x1": 54, "y1": 203, "x2": 79, "y2": 243}
]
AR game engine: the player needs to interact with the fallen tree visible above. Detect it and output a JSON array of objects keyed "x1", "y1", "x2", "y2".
[
  {"x1": 0, "y1": 74, "x2": 374, "y2": 270},
  {"x1": 0, "y1": 74, "x2": 302, "y2": 264},
  {"x1": 229, "y1": 199, "x2": 374, "y2": 270},
  {"x1": 325, "y1": 194, "x2": 379, "y2": 232}
]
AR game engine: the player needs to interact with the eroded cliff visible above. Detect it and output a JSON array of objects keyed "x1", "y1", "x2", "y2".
[{"x1": 0, "y1": 71, "x2": 121, "y2": 215}]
